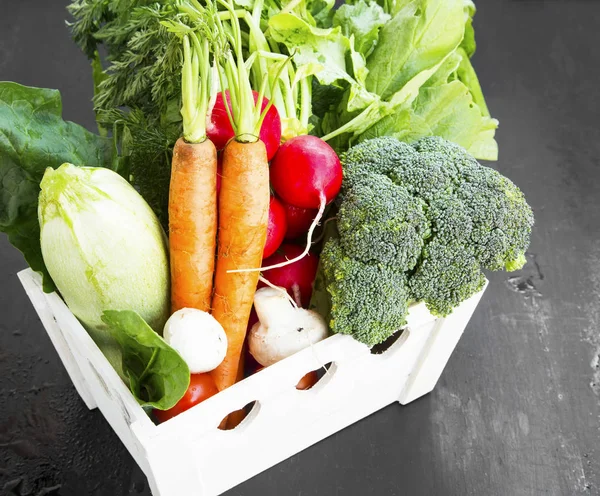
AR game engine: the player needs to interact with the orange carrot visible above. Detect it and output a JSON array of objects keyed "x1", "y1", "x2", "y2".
[
  {"x1": 210, "y1": 140, "x2": 269, "y2": 391},
  {"x1": 169, "y1": 137, "x2": 218, "y2": 313}
]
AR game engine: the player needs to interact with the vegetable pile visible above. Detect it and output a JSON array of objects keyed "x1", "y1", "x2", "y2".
[{"x1": 0, "y1": 0, "x2": 533, "y2": 423}]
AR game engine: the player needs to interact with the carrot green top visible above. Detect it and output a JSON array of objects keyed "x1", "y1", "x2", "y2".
[
  {"x1": 181, "y1": 32, "x2": 211, "y2": 143},
  {"x1": 213, "y1": 0, "x2": 275, "y2": 143},
  {"x1": 162, "y1": 3, "x2": 214, "y2": 144}
]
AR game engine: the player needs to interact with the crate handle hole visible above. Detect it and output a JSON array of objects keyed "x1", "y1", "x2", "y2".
[
  {"x1": 217, "y1": 400, "x2": 260, "y2": 431},
  {"x1": 297, "y1": 362, "x2": 337, "y2": 391},
  {"x1": 369, "y1": 328, "x2": 409, "y2": 355}
]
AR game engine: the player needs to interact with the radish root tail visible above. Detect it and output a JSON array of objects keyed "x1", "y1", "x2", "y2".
[
  {"x1": 227, "y1": 192, "x2": 326, "y2": 274},
  {"x1": 258, "y1": 275, "x2": 298, "y2": 309}
]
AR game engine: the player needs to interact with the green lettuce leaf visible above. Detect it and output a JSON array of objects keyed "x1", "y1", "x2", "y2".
[
  {"x1": 365, "y1": 0, "x2": 466, "y2": 101},
  {"x1": 333, "y1": 1, "x2": 390, "y2": 58},
  {"x1": 269, "y1": 12, "x2": 375, "y2": 115},
  {"x1": 358, "y1": 79, "x2": 498, "y2": 160},
  {"x1": 0, "y1": 82, "x2": 119, "y2": 292},
  {"x1": 307, "y1": 0, "x2": 336, "y2": 27},
  {"x1": 461, "y1": 0, "x2": 477, "y2": 57},
  {"x1": 101, "y1": 310, "x2": 190, "y2": 410},
  {"x1": 269, "y1": 13, "x2": 351, "y2": 86},
  {"x1": 455, "y1": 47, "x2": 490, "y2": 117}
]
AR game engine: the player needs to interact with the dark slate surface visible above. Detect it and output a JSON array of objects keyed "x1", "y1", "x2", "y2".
[{"x1": 1, "y1": 1, "x2": 599, "y2": 495}]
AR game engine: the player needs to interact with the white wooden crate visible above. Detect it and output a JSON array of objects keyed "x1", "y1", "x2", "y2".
[{"x1": 18, "y1": 268, "x2": 487, "y2": 496}]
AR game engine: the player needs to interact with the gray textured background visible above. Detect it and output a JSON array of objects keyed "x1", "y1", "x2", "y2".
[{"x1": 1, "y1": 1, "x2": 599, "y2": 495}]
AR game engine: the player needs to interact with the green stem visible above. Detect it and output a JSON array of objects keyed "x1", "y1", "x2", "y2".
[
  {"x1": 320, "y1": 101, "x2": 381, "y2": 142},
  {"x1": 299, "y1": 76, "x2": 311, "y2": 131},
  {"x1": 181, "y1": 33, "x2": 209, "y2": 143}
]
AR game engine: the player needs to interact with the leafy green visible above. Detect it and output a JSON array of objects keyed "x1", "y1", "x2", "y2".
[
  {"x1": 0, "y1": 82, "x2": 119, "y2": 292},
  {"x1": 91, "y1": 50, "x2": 109, "y2": 136},
  {"x1": 307, "y1": 0, "x2": 336, "y2": 27},
  {"x1": 102, "y1": 310, "x2": 190, "y2": 410},
  {"x1": 365, "y1": 0, "x2": 466, "y2": 102},
  {"x1": 316, "y1": 0, "x2": 498, "y2": 160},
  {"x1": 461, "y1": 0, "x2": 477, "y2": 57},
  {"x1": 68, "y1": 1, "x2": 182, "y2": 225},
  {"x1": 269, "y1": 13, "x2": 352, "y2": 87},
  {"x1": 455, "y1": 48, "x2": 490, "y2": 117},
  {"x1": 358, "y1": 80, "x2": 499, "y2": 161},
  {"x1": 332, "y1": 1, "x2": 390, "y2": 58},
  {"x1": 68, "y1": 1, "x2": 181, "y2": 116}
]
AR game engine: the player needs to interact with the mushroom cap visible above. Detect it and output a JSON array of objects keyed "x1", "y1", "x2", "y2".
[
  {"x1": 163, "y1": 308, "x2": 227, "y2": 373},
  {"x1": 249, "y1": 289, "x2": 328, "y2": 366}
]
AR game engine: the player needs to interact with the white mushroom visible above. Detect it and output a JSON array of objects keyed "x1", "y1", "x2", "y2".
[
  {"x1": 248, "y1": 287, "x2": 328, "y2": 367},
  {"x1": 163, "y1": 308, "x2": 227, "y2": 373}
]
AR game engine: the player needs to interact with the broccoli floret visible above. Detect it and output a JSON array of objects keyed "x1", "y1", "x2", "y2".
[
  {"x1": 427, "y1": 196, "x2": 473, "y2": 241},
  {"x1": 319, "y1": 136, "x2": 534, "y2": 345},
  {"x1": 388, "y1": 152, "x2": 458, "y2": 202},
  {"x1": 409, "y1": 238, "x2": 486, "y2": 317},
  {"x1": 456, "y1": 175, "x2": 534, "y2": 271},
  {"x1": 412, "y1": 136, "x2": 534, "y2": 270},
  {"x1": 337, "y1": 174, "x2": 429, "y2": 270},
  {"x1": 321, "y1": 237, "x2": 410, "y2": 347},
  {"x1": 340, "y1": 137, "x2": 417, "y2": 190}
]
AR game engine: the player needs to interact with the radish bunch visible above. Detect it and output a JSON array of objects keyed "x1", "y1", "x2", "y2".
[
  {"x1": 210, "y1": 94, "x2": 342, "y2": 263},
  {"x1": 258, "y1": 135, "x2": 342, "y2": 272}
]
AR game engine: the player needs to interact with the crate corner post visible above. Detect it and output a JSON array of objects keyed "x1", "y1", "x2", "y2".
[
  {"x1": 398, "y1": 282, "x2": 488, "y2": 405},
  {"x1": 139, "y1": 431, "x2": 208, "y2": 496}
]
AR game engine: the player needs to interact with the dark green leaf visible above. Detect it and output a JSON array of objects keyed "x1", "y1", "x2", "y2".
[
  {"x1": 91, "y1": 50, "x2": 110, "y2": 137},
  {"x1": 365, "y1": 0, "x2": 466, "y2": 101},
  {"x1": 101, "y1": 310, "x2": 190, "y2": 410},
  {"x1": 0, "y1": 82, "x2": 117, "y2": 292}
]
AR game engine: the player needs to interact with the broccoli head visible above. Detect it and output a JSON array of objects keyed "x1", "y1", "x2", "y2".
[
  {"x1": 317, "y1": 136, "x2": 534, "y2": 344},
  {"x1": 337, "y1": 174, "x2": 429, "y2": 270},
  {"x1": 321, "y1": 237, "x2": 410, "y2": 347}
]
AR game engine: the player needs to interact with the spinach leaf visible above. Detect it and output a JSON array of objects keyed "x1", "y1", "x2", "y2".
[
  {"x1": 0, "y1": 82, "x2": 119, "y2": 292},
  {"x1": 365, "y1": 0, "x2": 466, "y2": 101},
  {"x1": 101, "y1": 310, "x2": 190, "y2": 410}
]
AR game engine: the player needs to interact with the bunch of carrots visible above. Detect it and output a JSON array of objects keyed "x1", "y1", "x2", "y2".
[{"x1": 161, "y1": 0, "x2": 342, "y2": 426}]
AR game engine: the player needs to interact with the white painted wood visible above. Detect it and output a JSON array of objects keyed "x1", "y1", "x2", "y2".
[
  {"x1": 18, "y1": 268, "x2": 486, "y2": 496},
  {"x1": 398, "y1": 281, "x2": 488, "y2": 405}
]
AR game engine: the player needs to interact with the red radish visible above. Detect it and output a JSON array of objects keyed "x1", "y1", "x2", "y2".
[
  {"x1": 270, "y1": 135, "x2": 342, "y2": 209},
  {"x1": 282, "y1": 201, "x2": 318, "y2": 240},
  {"x1": 228, "y1": 136, "x2": 342, "y2": 276},
  {"x1": 207, "y1": 90, "x2": 281, "y2": 161},
  {"x1": 258, "y1": 244, "x2": 319, "y2": 307},
  {"x1": 264, "y1": 196, "x2": 287, "y2": 258}
]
